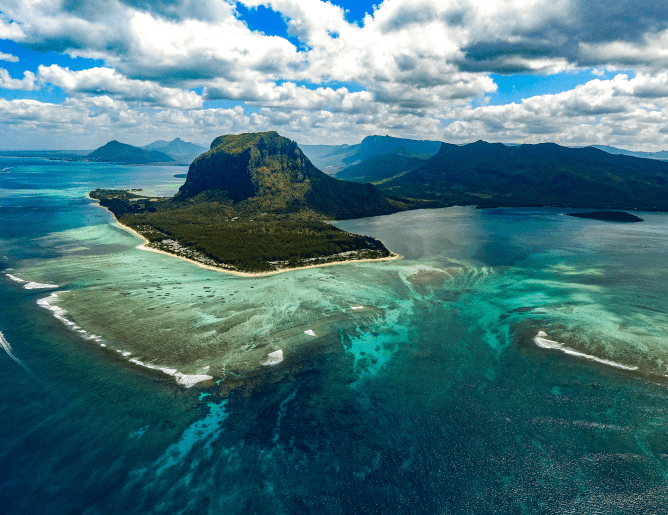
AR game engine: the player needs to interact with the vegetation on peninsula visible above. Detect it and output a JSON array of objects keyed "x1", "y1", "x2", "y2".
[{"x1": 90, "y1": 132, "x2": 406, "y2": 274}]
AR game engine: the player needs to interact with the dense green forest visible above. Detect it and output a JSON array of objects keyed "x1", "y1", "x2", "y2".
[
  {"x1": 375, "y1": 141, "x2": 668, "y2": 210},
  {"x1": 90, "y1": 189, "x2": 391, "y2": 273}
]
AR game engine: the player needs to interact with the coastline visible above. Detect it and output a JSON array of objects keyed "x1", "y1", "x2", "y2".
[{"x1": 88, "y1": 194, "x2": 401, "y2": 277}]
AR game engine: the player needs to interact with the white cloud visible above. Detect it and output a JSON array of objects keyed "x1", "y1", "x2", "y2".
[
  {"x1": 440, "y1": 73, "x2": 668, "y2": 149},
  {"x1": 0, "y1": 17, "x2": 24, "y2": 40},
  {"x1": 0, "y1": 53, "x2": 19, "y2": 63},
  {"x1": 3, "y1": 0, "x2": 668, "y2": 148},
  {"x1": 0, "y1": 96, "x2": 254, "y2": 148},
  {"x1": 37, "y1": 65, "x2": 203, "y2": 108},
  {"x1": 0, "y1": 69, "x2": 37, "y2": 90}
]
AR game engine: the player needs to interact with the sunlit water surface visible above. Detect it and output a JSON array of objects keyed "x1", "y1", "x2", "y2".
[{"x1": 1, "y1": 157, "x2": 668, "y2": 514}]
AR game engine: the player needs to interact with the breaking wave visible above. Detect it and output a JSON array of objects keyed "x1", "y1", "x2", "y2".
[
  {"x1": 37, "y1": 292, "x2": 212, "y2": 388},
  {"x1": 6, "y1": 273, "x2": 59, "y2": 290}
]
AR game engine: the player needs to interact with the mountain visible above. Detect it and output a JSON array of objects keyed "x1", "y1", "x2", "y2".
[
  {"x1": 176, "y1": 131, "x2": 400, "y2": 219},
  {"x1": 377, "y1": 140, "x2": 668, "y2": 210},
  {"x1": 91, "y1": 132, "x2": 405, "y2": 273},
  {"x1": 591, "y1": 145, "x2": 668, "y2": 161},
  {"x1": 301, "y1": 135, "x2": 442, "y2": 174},
  {"x1": 144, "y1": 138, "x2": 207, "y2": 156},
  {"x1": 141, "y1": 138, "x2": 208, "y2": 164},
  {"x1": 87, "y1": 141, "x2": 173, "y2": 164},
  {"x1": 335, "y1": 147, "x2": 431, "y2": 183},
  {"x1": 298, "y1": 143, "x2": 349, "y2": 161},
  {"x1": 142, "y1": 140, "x2": 172, "y2": 151}
]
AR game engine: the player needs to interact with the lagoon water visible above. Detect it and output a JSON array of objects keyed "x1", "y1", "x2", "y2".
[{"x1": 1, "y1": 156, "x2": 668, "y2": 513}]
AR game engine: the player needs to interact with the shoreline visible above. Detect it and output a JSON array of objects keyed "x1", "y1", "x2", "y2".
[{"x1": 88, "y1": 194, "x2": 402, "y2": 277}]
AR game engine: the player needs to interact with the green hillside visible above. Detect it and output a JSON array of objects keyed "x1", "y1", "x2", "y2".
[
  {"x1": 301, "y1": 135, "x2": 442, "y2": 174},
  {"x1": 379, "y1": 141, "x2": 668, "y2": 210},
  {"x1": 87, "y1": 141, "x2": 173, "y2": 164},
  {"x1": 335, "y1": 147, "x2": 430, "y2": 183}
]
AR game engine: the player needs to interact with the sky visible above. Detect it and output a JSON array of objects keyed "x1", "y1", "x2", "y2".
[{"x1": 1, "y1": 0, "x2": 668, "y2": 150}]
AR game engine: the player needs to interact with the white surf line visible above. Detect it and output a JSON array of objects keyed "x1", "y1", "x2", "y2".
[
  {"x1": 534, "y1": 331, "x2": 639, "y2": 371},
  {"x1": 37, "y1": 292, "x2": 105, "y2": 344},
  {"x1": 128, "y1": 358, "x2": 213, "y2": 388},
  {"x1": 0, "y1": 331, "x2": 36, "y2": 379},
  {"x1": 6, "y1": 273, "x2": 59, "y2": 290},
  {"x1": 37, "y1": 292, "x2": 213, "y2": 388}
]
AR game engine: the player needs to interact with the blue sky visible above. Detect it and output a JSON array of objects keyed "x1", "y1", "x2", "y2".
[{"x1": 1, "y1": 0, "x2": 668, "y2": 150}]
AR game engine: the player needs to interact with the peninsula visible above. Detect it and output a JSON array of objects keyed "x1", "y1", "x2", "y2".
[{"x1": 90, "y1": 132, "x2": 410, "y2": 275}]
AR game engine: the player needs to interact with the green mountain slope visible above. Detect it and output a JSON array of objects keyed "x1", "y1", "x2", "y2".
[
  {"x1": 87, "y1": 141, "x2": 173, "y2": 164},
  {"x1": 301, "y1": 135, "x2": 442, "y2": 174},
  {"x1": 379, "y1": 141, "x2": 668, "y2": 210},
  {"x1": 335, "y1": 147, "x2": 430, "y2": 183},
  {"x1": 176, "y1": 131, "x2": 401, "y2": 219}
]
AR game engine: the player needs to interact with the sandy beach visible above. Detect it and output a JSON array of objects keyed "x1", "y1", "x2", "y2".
[{"x1": 88, "y1": 194, "x2": 401, "y2": 277}]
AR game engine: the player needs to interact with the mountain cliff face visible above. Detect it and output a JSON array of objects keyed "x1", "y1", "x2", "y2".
[{"x1": 176, "y1": 132, "x2": 397, "y2": 219}]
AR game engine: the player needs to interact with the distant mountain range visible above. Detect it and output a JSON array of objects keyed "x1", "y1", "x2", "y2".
[
  {"x1": 87, "y1": 141, "x2": 174, "y2": 164},
  {"x1": 335, "y1": 147, "x2": 431, "y2": 183},
  {"x1": 142, "y1": 138, "x2": 208, "y2": 163},
  {"x1": 83, "y1": 138, "x2": 208, "y2": 165},
  {"x1": 591, "y1": 145, "x2": 668, "y2": 161},
  {"x1": 89, "y1": 131, "x2": 668, "y2": 272},
  {"x1": 301, "y1": 135, "x2": 442, "y2": 174},
  {"x1": 354, "y1": 141, "x2": 668, "y2": 210}
]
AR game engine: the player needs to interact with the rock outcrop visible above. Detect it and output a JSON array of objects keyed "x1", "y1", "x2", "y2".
[{"x1": 176, "y1": 132, "x2": 397, "y2": 219}]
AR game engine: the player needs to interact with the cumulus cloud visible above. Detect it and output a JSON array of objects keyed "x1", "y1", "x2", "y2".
[
  {"x1": 440, "y1": 73, "x2": 668, "y2": 149},
  {"x1": 0, "y1": 69, "x2": 37, "y2": 90},
  {"x1": 0, "y1": 97, "x2": 254, "y2": 148},
  {"x1": 0, "y1": 53, "x2": 19, "y2": 63},
  {"x1": 38, "y1": 65, "x2": 203, "y2": 108},
  {"x1": 3, "y1": 0, "x2": 668, "y2": 148}
]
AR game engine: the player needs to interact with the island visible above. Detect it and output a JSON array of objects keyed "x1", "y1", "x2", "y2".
[
  {"x1": 86, "y1": 140, "x2": 174, "y2": 164},
  {"x1": 566, "y1": 210, "x2": 644, "y2": 222},
  {"x1": 90, "y1": 132, "x2": 410, "y2": 275}
]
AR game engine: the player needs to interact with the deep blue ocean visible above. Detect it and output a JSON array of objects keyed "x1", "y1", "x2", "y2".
[{"x1": 2, "y1": 156, "x2": 668, "y2": 514}]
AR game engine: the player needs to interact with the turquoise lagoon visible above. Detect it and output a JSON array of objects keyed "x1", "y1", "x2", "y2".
[{"x1": 1, "y1": 156, "x2": 668, "y2": 513}]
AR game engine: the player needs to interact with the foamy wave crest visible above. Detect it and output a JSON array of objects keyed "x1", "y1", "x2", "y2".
[
  {"x1": 37, "y1": 292, "x2": 105, "y2": 344},
  {"x1": 0, "y1": 331, "x2": 35, "y2": 378},
  {"x1": 534, "y1": 331, "x2": 638, "y2": 371},
  {"x1": 36, "y1": 293, "x2": 211, "y2": 387},
  {"x1": 128, "y1": 358, "x2": 213, "y2": 387},
  {"x1": 262, "y1": 349, "x2": 284, "y2": 366},
  {"x1": 6, "y1": 273, "x2": 59, "y2": 290}
]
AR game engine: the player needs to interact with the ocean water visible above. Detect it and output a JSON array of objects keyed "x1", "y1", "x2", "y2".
[{"x1": 1, "y1": 156, "x2": 668, "y2": 514}]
